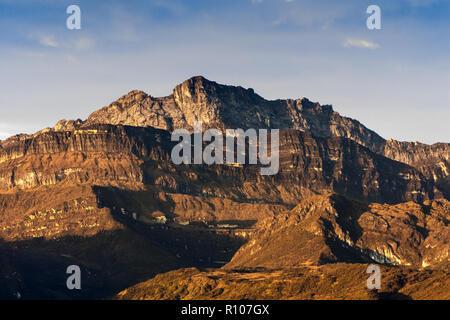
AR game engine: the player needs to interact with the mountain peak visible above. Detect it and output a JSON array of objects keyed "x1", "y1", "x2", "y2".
[
  {"x1": 173, "y1": 76, "x2": 216, "y2": 103},
  {"x1": 42, "y1": 76, "x2": 448, "y2": 188},
  {"x1": 116, "y1": 89, "x2": 149, "y2": 106},
  {"x1": 179, "y1": 75, "x2": 211, "y2": 85},
  {"x1": 174, "y1": 76, "x2": 260, "y2": 101}
]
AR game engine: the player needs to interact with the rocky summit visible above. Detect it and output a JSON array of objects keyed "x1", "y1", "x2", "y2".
[
  {"x1": 0, "y1": 76, "x2": 448, "y2": 300},
  {"x1": 225, "y1": 194, "x2": 449, "y2": 269}
]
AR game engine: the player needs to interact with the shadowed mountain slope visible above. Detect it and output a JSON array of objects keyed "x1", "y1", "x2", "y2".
[{"x1": 115, "y1": 263, "x2": 450, "y2": 300}]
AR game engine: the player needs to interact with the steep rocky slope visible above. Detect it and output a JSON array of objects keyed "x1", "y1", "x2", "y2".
[
  {"x1": 0, "y1": 125, "x2": 170, "y2": 191},
  {"x1": 115, "y1": 193, "x2": 449, "y2": 301},
  {"x1": 0, "y1": 185, "x2": 122, "y2": 241},
  {"x1": 1, "y1": 76, "x2": 448, "y2": 186},
  {"x1": 0, "y1": 124, "x2": 440, "y2": 205},
  {"x1": 0, "y1": 76, "x2": 448, "y2": 300},
  {"x1": 225, "y1": 195, "x2": 449, "y2": 269},
  {"x1": 0, "y1": 122, "x2": 445, "y2": 262}
]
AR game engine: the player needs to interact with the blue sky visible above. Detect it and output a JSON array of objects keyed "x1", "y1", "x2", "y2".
[{"x1": 0, "y1": 0, "x2": 449, "y2": 143}]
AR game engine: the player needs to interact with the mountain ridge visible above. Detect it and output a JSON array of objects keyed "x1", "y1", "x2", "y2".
[
  {"x1": 0, "y1": 76, "x2": 448, "y2": 300},
  {"x1": 1, "y1": 75, "x2": 446, "y2": 197},
  {"x1": 22, "y1": 76, "x2": 446, "y2": 184}
]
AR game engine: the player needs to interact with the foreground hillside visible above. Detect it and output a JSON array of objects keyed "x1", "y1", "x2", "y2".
[
  {"x1": 115, "y1": 194, "x2": 449, "y2": 301},
  {"x1": 226, "y1": 195, "x2": 450, "y2": 269},
  {"x1": 115, "y1": 263, "x2": 450, "y2": 300}
]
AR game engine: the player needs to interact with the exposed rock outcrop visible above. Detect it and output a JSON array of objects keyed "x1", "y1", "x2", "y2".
[
  {"x1": 115, "y1": 263, "x2": 450, "y2": 300},
  {"x1": 0, "y1": 76, "x2": 448, "y2": 300},
  {"x1": 225, "y1": 194, "x2": 449, "y2": 269},
  {"x1": 0, "y1": 125, "x2": 439, "y2": 204},
  {"x1": 70, "y1": 76, "x2": 449, "y2": 184}
]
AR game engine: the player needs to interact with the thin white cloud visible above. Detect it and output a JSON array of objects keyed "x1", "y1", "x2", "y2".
[
  {"x1": 28, "y1": 33, "x2": 59, "y2": 48},
  {"x1": 29, "y1": 32, "x2": 94, "y2": 52},
  {"x1": 342, "y1": 38, "x2": 379, "y2": 50},
  {"x1": 38, "y1": 35, "x2": 59, "y2": 48},
  {"x1": 72, "y1": 37, "x2": 94, "y2": 50}
]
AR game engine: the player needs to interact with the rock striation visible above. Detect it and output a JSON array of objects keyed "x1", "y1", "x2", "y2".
[
  {"x1": 67, "y1": 76, "x2": 448, "y2": 184},
  {"x1": 0, "y1": 125, "x2": 440, "y2": 204},
  {"x1": 0, "y1": 76, "x2": 449, "y2": 300}
]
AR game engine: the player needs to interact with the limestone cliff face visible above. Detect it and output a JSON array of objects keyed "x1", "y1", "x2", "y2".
[
  {"x1": 71, "y1": 76, "x2": 449, "y2": 185},
  {"x1": 3, "y1": 76, "x2": 443, "y2": 204},
  {"x1": 276, "y1": 130, "x2": 439, "y2": 204},
  {"x1": 83, "y1": 76, "x2": 379, "y2": 137},
  {"x1": 0, "y1": 77, "x2": 446, "y2": 247},
  {"x1": 225, "y1": 195, "x2": 450, "y2": 269},
  {"x1": 381, "y1": 139, "x2": 449, "y2": 196},
  {"x1": 83, "y1": 91, "x2": 179, "y2": 131},
  {"x1": 0, "y1": 125, "x2": 171, "y2": 191},
  {"x1": 0, "y1": 125, "x2": 438, "y2": 204},
  {"x1": 1, "y1": 76, "x2": 448, "y2": 299},
  {"x1": 0, "y1": 185, "x2": 123, "y2": 241},
  {"x1": 0, "y1": 120, "x2": 443, "y2": 248}
]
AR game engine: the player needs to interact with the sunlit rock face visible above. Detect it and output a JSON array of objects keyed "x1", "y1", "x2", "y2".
[
  {"x1": 0, "y1": 76, "x2": 448, "y2": 300},
  {"x1": 0, "y1": 124, "x2": 438, "y2": 204},
  {"x1": 0, "y1": 77, "x2": 446, "y2": 246},
  {"x1": 67, "y1": 76, "x2": 449, "y2": 186},
  {"x1": 225, "y1": 195, "x2": 450, "y2": 269},
  {"x1": 0, "y1": 74, "x2": 446, "y2": 243},
  {"x1": 0, "y1": 124, "x2": 442, "y2": 248}
]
